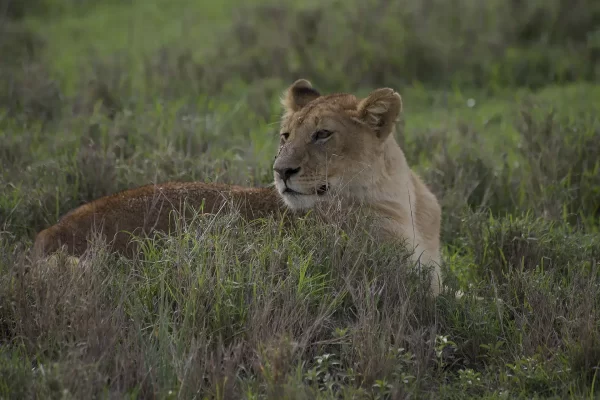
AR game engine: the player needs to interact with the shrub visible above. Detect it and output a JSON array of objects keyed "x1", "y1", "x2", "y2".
[{"x1": 194, "y1": 0, "x2": 600, "y2": 93}]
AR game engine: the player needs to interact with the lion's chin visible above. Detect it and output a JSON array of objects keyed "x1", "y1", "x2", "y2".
[
  {"x1": 279, "y1": 192, "x2": 319, "y2": 210},
  {"x1": 274, "y1": 177, "x2": 331, "y2": 209}
]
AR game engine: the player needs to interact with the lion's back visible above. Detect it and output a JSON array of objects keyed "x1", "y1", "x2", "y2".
[{"x1": 33, "y1": 182, "x2": 282, "y2": 258}]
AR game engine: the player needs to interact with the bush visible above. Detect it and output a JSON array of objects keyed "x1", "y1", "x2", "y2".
[
  {"x1": 402, "y1": 92, "x2": 600, "y2": 246},
  {"x1": 0, "y1": 22, "x2": 61, "y2": 121},
  {"x1": 192, "y1": 0, "x2": 600, "y2": 93},
  {"x1": 0, "y1": 0, "x2": 46, "y2": 20}
]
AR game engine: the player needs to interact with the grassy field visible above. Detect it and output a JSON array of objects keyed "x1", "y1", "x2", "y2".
[{"x1": 1, "y1": 0, "x2": 600, "y2": 398}]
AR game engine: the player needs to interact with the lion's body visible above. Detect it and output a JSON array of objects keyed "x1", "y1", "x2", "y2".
[
  {"x1": 361, "y1": 147, "x2": 442, "y2": 269},
  {"x1": 34, "y1": 182, "x2": 282, "y2": 258},
  {"x1": 34, "y1": 79, "x2": 443, "y2": 295}
]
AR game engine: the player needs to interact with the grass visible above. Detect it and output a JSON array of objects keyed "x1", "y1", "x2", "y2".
[{"x1": 1, "y1": 0, "x2": 600, "y2": 398}]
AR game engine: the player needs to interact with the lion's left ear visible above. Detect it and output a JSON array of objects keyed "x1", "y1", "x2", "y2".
[
  {"x1": 357, "y1": 88, "x2": 402, "y2": 139},
  {"x1": 282, "y1": 79, "x2": 321, "y2": 112}
]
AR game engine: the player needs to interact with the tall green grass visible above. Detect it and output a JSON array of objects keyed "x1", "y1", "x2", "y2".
[{"x1": 1, "y1": 0, "x2": 599, "y2": 397}]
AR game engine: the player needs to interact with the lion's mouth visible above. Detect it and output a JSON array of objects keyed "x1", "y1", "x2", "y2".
[
  {"x1": 316, "y1": 185, "x2": 329, "y2": 195},
  {"x1": 283, "y1": 185, "x2": 329, "y2": 196},
  {"x1": 283, "y1": 188, "x2": 303, "y2": 195}
]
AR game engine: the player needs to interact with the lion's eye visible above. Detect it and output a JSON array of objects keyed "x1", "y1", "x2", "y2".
[
  {"x1": 280, "y1": 132, "x2": 290, "y2": 142},
  {"x1": 313, "y1": 129, "x2": 333, "y2": 142}
]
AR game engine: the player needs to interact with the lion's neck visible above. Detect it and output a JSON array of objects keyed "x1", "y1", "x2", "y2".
[{"x1": 355, "y1": 136, "x2": 416, "y2": 222}]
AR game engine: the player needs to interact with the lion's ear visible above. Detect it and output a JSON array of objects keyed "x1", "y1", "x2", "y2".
[
  {"x1": 282, "y1": 79, "x2": 321, "y2": 112},
  {"x1": 357, "y1": 88, "x2": 402, "y2": 139}
]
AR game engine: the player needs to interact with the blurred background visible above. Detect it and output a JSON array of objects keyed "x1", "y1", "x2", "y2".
[{"x1": 3, "y1": 0, "x2": 599, "y2": 98}]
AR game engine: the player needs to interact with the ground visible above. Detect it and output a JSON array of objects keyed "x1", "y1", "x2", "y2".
[{"x1": 0, "y1": 0, "x2": 599, "y2": 398}]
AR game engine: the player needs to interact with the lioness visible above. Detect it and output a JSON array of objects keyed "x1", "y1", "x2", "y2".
[{"x1": 33, "y1": 79, "x2": 442, "y2": 295}]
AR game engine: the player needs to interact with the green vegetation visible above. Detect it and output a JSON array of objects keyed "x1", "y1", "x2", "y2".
[{"x1": 1, "y1": 0, "x2": 599, "y2": 398}]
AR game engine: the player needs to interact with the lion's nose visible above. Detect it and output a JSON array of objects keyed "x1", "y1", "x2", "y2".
[{"x1": 274, "y1": 167, "x2": 301, "y2": 182}]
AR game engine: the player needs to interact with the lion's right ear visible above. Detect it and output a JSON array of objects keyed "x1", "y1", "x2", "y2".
[
  {"x1": 282, "y1": 79, "x2": 321, "y2": 112},
  {"x1": 357, "y1": 88, "x2": 402, "y2": 139}
]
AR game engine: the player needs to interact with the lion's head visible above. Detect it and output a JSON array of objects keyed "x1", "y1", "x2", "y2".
[{"x1": 273, "y1": 79, "x2": 403, "y2": 210}]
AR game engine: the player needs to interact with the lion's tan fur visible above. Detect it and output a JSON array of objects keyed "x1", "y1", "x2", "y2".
[{"x1": 34, "y1": 79, "x2": 442, "y2": 295}]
